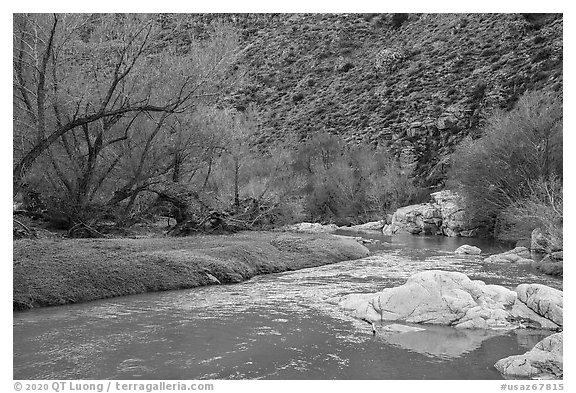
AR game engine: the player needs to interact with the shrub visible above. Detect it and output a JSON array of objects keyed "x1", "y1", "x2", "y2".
[
  {"x1": 449, "y1": 89, "x2": 562, "y2": 231},
  {"x1": 497, "y1": 176, "x2": 562, "y2": 250},
  {"x1": 292, "y1": 132, "x2": 423, "y2": 223}
]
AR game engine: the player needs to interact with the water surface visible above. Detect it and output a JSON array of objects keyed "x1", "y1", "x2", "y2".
[{"x1": 13, "y1": 233, "x2": 561, "y2": 380}]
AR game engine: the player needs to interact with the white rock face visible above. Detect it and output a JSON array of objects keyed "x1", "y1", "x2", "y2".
[
  {"x1": 515, "y1": 284, "x2": 563, "y2": 327},
  {"x1": 494, "y1": 333, "x2": 563, "y2": 379},
  {"x1": 430, "y1": 190, "x2": 471, "y2": 236},
  {"x1": 484, "y1": 247, "x2": 533, "y2": 264},
  {"x1": 510, "y1": 300, "x2": 559, "y2": 330},
  {"x1": 454, "y1": 245, "x2": 482, "y2": 255},
  {"x1": 336, "y1": 270, "x2": 562, "y2": 330},
  {"x1": 337, "y1": 270, "x2": 517, "y2": 329},
  {"x1": 384, "y1": 204, "x2": 442, "y2": 235},
  {"x1": 384, "y1": 190, "x2": 477, "y2": 237},
  {"x1": 284, "y1": 222, "x2": 338, "y2": 233}
]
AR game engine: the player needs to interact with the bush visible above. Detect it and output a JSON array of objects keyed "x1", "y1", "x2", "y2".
[
  {"x1": 449, "y1": 89, "x2": 562, "y2": 232},
  {"x1": 292, "y1": 132, "x2": 423, "y2": 223},
  {"x1": 497, "y1": 176, "x2": 562, "y2": 249}
]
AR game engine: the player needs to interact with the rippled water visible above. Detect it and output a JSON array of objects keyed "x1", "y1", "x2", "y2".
[{"x1": 13, "y1": 233, "x2": 561, "y2": 380}]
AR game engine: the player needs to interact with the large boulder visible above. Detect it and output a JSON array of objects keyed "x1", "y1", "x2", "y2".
[
  {"x1": 337, "y1": 270, "x2": 517, "y2": 329},
  {"x1": 383, "y1": 190, "x2": 479, "y2": 237},
  {"x1": 383, "y1": 203, "x2": 442, "y2": 236},
  {"x1": 430, "y1": 190, "x2": 473, "y2": 237},
  {"x1": 336, "y1": 271, "x2": 562, "y2": 330},
  {"x1": 494, "y1": 333, "x2": 563, "y2": 379},
  {"x1": 483, "y1": 247, "x2": 533, "y2": 264}
]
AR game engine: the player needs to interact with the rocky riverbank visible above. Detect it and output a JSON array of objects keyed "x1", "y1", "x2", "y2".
[{"x1": 13, "y1": 232, "x2": 369, "y2": 311}]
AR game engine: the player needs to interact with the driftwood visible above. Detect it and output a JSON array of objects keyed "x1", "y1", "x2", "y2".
[{"x1": 67, "y1": 222, "x2": 107, "y2": 238}]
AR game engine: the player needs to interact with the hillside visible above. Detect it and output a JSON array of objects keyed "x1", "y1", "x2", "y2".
[{"x1": 225, "y1": 13, "x2": 563, "y2": 186}]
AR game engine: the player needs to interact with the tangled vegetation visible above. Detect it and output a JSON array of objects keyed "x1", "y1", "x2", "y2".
[
  {"x1": 13, "y1": 13, "x2": 563, "y2": 240},
  {"x1": 449, "y1": 89, "x2": 562, "y2": 245}
]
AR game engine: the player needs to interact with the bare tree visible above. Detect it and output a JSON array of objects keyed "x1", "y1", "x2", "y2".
[{"x1": 13, "y1": 13, "x2": 239, "y2": 195}]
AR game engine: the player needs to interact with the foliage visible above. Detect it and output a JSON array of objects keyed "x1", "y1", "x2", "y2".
[
  {"x1": 13, "y1": 14, "x2": 240, "y2": 233},
  {"x1": 498, "y1": 176, "x2": 562, "y2": 250},
  {"x1": 226, "y1": 13, "x2": 562, "y2": 186},
  {"x1": 291, "y1": 132, "x2": 422, "y2": 223},
  {"x1": 449, "y1": 89, "x2": 562, "y2": 231}
]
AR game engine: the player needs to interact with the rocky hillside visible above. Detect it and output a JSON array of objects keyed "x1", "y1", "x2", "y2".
[{"x1": 223, "y1": 13, "x2": 563, "y2": 186}]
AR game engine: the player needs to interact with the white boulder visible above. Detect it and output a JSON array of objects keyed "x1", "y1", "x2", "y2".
[
  {"x1": 494, "y1": 333, "x2": 563, "y2": 379},
  {"x1": 455, "y1": 245, "x2": 482, "y2": 255},
  {"x1": 337, "y1": 270, "x2": 517, "y2": 329},
  {"x1": 336, "y1": 271, "x2": 563, "y2": 331}
]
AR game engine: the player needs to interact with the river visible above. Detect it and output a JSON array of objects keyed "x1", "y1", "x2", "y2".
[{"x1": 13, "y1": 233, "x2": 562, "y2": 380}]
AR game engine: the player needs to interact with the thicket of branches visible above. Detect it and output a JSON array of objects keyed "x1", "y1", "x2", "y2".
[
  {"x1": 449, "y1": 89, "x2": 562, "y2": 245},
  {"x1": 13, "y1": 13, "x2": 423, "y2": 237}
]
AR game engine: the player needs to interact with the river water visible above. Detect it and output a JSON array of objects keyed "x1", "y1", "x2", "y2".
[{"x1": 13, "y1": 233, "x2": 562, "y2": 380}]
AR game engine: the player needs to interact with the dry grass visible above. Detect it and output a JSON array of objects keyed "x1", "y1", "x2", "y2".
[{"x1": 13, "y1": 232, "x2": 369, "y2": 311}]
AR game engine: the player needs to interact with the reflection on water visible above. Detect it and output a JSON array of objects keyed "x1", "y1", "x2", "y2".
[
  {"x1": 375, "y1": 324, "x2": 551, "y2": 360},
  {"x1": 13, "y1": 234, "x2": 561, "y2": 380}
]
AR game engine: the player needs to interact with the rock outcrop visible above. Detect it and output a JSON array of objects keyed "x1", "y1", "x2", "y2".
[
  {"x1": 494, "y1": 332, "x2": 563, "y2": 379},
  {"x1": 430, "y1": 191, "x2": 477, "y2": 237},
  {"x1": 383, "y1": 190, "x2": 478, "y2": 237},
  {"x1": 336, "y1": 270, "x2": 562, "y2": 330},
  {"x1": 483, "y1": 247, "x2": 533, "y2": 264},
  {"x1": 382, "y1": 203, "x2": 442, "y2": 235}
]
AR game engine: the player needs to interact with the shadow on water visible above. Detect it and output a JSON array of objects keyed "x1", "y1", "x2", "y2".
[{"x1": 14, "y1": 232, "x2": 561, "y2": 380}]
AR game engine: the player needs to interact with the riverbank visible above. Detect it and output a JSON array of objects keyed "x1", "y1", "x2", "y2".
[{"x1": 13, "y1": 232, "x2": 369, "y2": 311}]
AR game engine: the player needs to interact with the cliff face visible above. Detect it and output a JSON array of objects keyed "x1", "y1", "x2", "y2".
[{"x1": 225, "y1": 13, "x2": 563, "y2": 186}]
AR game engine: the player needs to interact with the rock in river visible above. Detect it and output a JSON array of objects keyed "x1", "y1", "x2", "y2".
[
  {"x1": 494, "y1": 332, "x2": 563, "y2": 379},
  {"x1": 383, "y1": 190, "x2": 479, "y2": 237},
  {"x1": 337, "y1": 270, "x2": 517, "y2": 329},
  {"x1": 336, "y1": 270, "x2": 562, "y2": 330},
  {"x1": 454, "y1": 245, "x2": 482, "y2": 255}
]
